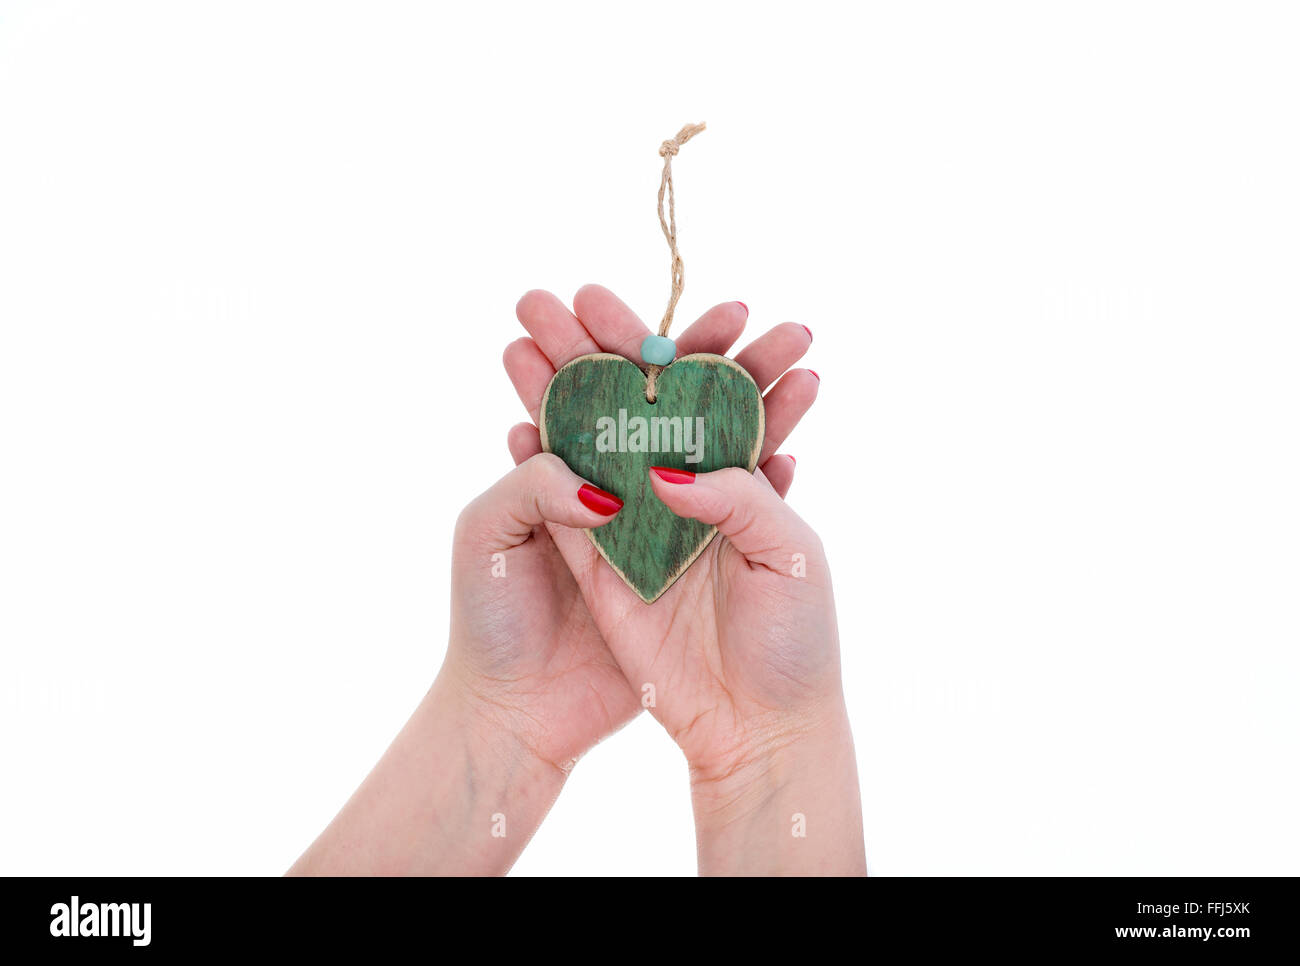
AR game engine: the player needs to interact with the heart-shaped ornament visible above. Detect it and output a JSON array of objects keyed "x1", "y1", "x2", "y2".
[{"x1": 540, "y1": 352, "x2": 764, "y2": 603}]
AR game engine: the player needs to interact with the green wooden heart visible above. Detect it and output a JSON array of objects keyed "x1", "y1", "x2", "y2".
[{"x1": 540, "y1": 352, "x2": 764, "y2": 603}]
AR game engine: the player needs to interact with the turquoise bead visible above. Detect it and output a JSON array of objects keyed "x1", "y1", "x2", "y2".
[{"x1": 641, "y1": 335, "x2": 676, "y2": 366}]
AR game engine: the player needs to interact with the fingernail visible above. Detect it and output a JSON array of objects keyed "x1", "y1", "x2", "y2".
[
  {"x1": 650, "y1": 466, "x2": 696, "y2": 485},
  {"x1": 736, "y1": 301, "x2": 748, "y2": 317},
  {"x1": 578, "y1": 483, "x2": 623, "y2": 515},
  {"x1": 809, "y1": 369, "x2": 820, "y2": 381},
  {"x1": 787, "y1": 455, "x2": 797, "y2": 466},
  {"x1": 801, "y1": 324, "x2": 813, "y2": 342}
]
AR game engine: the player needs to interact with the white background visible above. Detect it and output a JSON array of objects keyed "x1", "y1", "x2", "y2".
[{"x1": 2, "y1": 1, "x2": 1297, "y2": 876}]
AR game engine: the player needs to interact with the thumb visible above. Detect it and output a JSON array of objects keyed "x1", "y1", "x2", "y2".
[
  {"x1": 648, "y1": 465, "x2": 816, "y2": 573},
  {"x1": 457, "y1": 453, "x2": 623, "y2": 552}
]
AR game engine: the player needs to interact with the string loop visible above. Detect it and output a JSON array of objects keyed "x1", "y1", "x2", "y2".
[{"x1": 647, "y1": 121, "x2": 705, "y2": 401}]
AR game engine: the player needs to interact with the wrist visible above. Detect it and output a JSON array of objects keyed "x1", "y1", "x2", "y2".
[
  {"x1": 688, "y1": 700, "x2": 866, "y2": 876},
  {"x1": 433, "y1": 657, "x2": 574, "y2": 786},
  {"x1": 288, "y1": 655, "x2": 568, "y2": 876},
  {"x1": 686, "y1": 696, "x2": 848, "y2": 794}
]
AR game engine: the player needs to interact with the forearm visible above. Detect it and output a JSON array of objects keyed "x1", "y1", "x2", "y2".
[
  {"x1": 288, "y1": 663, "x2": 566, "y2": 876},
  {"x1": 689, "y1": 705, "x2": 866, "y2": 876}
]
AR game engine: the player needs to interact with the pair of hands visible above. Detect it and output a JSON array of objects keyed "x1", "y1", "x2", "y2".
[
  {"x1": 291, "y1": 285, "x2": 864, "y2": 876},
  {"x1": 450, "y1": 285, "x2": 862, "y2": 874}
]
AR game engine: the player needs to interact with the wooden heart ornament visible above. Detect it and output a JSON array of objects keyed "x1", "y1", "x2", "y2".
[{"x1": 540, "y1": 352, "x2": 764, "y2": 602}]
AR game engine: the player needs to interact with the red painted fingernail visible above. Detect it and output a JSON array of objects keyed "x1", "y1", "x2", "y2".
[
  {"x1": 801, "y1": 324, "x2": 813, "y2": 342},
  {"x1": 736, "y1": 301, "x2": 748, "y2": 317},
  {"x1": 578, "y1": 484, "x2": 623, "y2": 515},
  {"x1": 809, "y1": 369, "x2": 820, "y2": 381},
  {"x1": 650, "y1": 466, "x2": 696, "y2": 485},
  {"x1": 787, "y1": 455, "x2": 797, "y2": 466}
]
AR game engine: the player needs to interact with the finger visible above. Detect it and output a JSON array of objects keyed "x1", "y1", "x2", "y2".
[
  {"x1": 762, "y1": 454, "x2": 797, "y2": 499},
  {"x1": 516, "y1": 289, "x2": 600, "y2": 367},
  {"x1": 674, "y1": 301, "x2": 749, "y2": 357},
  {"x1": 572, "y1": 284, "x2": 652, "y2": 359},
  {"x1": 733, "y1": 322, "x2": 813, "y2": 391},
  {"x1": 647, "y1": 465, "x2": 812, "y2": 571},
  {"x1": 759, "y1": 368, "x2": 819, "y2": 464},
  {"x1": 507, "y1": 422, "x2": 542, "y2": 465},
  {"x1": 458, "y1": 453, "x2": 623, "y2": 553},
  {"x1": 502, "y1": 337, "x2": 556, "y2": 423}
]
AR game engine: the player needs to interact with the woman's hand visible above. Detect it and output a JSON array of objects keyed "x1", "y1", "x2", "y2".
[
  {"x1": 290, "y1": 453, "x2": 638, "y2": 875},
  {"x1": 645, "y1": 465, "x2": 865, "y2": 875},
  {"x1": 505, "y1": 285, "x2": 864, "y2": 874},
  {"x1": 445, "y1": 452, "x2": 640, "y2": 771}
]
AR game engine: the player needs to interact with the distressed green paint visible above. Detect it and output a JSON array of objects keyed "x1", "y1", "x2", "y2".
[{"x1": 540, "y1": 352, "x2": 764, "y2": 603}]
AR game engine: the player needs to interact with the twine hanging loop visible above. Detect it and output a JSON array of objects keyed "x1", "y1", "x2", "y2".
[{"x1": 647, "y1": 121, "x2": 705, "y2": 402}]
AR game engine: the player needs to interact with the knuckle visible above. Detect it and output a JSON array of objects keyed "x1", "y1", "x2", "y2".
[
  {"x1": 525, "y1": 451, "x2": 567, "y2": 483},
  {"x1": 718, "y1": 466, "x2": 755, "y2": 488},
  {"x1": 522, "y1": 453, "x2": 572, "y2": 503}
]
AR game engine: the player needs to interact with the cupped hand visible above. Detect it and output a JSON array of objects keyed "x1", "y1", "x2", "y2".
[{"x1": 444, "y1": 452, "x2": 639, "y2": 772}]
